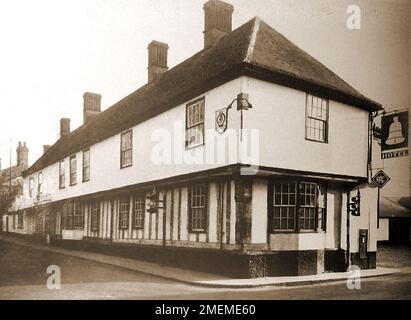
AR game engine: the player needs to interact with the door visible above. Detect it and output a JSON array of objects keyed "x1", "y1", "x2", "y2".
[{"x1": 5, "y1": 216, "x2": 9, "y2": 232}]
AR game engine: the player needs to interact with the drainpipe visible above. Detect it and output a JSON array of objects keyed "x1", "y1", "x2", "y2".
[{"x1": 346, "y1": 191, "x2": 351, "y2": 269}]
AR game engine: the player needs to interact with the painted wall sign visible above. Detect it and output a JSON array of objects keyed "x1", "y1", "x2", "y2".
[
  {"x1": 381, "y1": 111, "x2": 408, "y2": 159},
  {"x1": 215, "y1": 108, "x2": 229, "y2": 134}
]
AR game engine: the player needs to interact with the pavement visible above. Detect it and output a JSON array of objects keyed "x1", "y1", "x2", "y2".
[{"x1": 0, "y1": 233, "x2": 400, "y2": 289}]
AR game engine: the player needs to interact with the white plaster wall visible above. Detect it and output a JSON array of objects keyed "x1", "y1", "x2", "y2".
[
  {"x1": 17, "y1": 78, "x2": 244, "y2": 210},
  {"x1": 377, "y1": 218, "x2": 389, "y2": 242},
  {"x1": 251, "y1": 179, "x2": 268, "y2": 244},
  {"x1": 269, "y1": 233, "x2": 326, "y2": 251},
  {"x1": 245, "y1": 78, "x2": 369, "y2": 178}
]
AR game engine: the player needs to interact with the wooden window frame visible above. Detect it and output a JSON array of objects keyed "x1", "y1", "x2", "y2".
[
  {"x1": 185, "y1": 97, "x2": 205, "y2": 149},
  {"x1": 90, "y1": 201, "x2": 100, "y2": 232},
  {"x1": 17, "y1": 212, "x2": 23, "y2": 229},
  {"x1": 268, "y1": 179, "x2": 327, "y2": 234},
  {"x1": 305, "y1": 94, "x2": 329, "y2": 143},
  {"x1": 119, "y1": 197, "x2": 130, "y2": 229},
  {"x1": 133, "y1": 195, "x2": 145, "y2": 230},
  {"x1": 69, "y1": 155, "x2": 77, "y2": 186},
  {"x1": 37, "y1": 172, "x2": 43, "y2": 195},
  {"x1": 188, "y1": 183, "x2": 208, "y2": 233},
  {"x1": 82, "y1": 149, "x2": 91, "y2": 182},
  {"x1": 73, "y1": 203, "x2": 84, "y2": 229},
  {"x1": 120, "y1": 130, "x2": 133, "y2": 169},
  {"x1": 29, "y1": 177, "x2": 34, "y2": 198},
  {"x1": 59, "y1": 160, "x2": 65, "y2": 189}
]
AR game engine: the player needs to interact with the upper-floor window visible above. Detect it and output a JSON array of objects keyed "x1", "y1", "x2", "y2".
[
  {"x1": 82, "y1": 149, "x2": 90, "y2": 182},
  {"x1": 119, "y1": 197, "x2": 130, "y2": 229},
  {"x1": 133, "y1": 195, "x2": 145, "y2": 229},
  {"x1": 38, "y1": 172, "x2": 43, "y2": 194},
  {"x1": 270, "y1": 181, "x2": 327, "y2": 233},
  {"x1": 59, "y1": 160, "x2": 65, "y2": 189},
  {"x1": 189, "y1": 184, "x2": 208, "y2": 233},
  {"x1": 120, "y1": 130, "x2": 133, "y2": 168},
  {"x1": 29, "y1": 177, "x2": 34, "y2": 197},
  {"x1": 70, "y1": 155, "x2": 77, "y2": 185},
  {"x1": 185, "y1": 98, "x2": 205, "y2": 149},
  {"x1": 305, "y1": 94, "x2": 329, "y2": 143},
  {"x1": 90, "y1": 201, "x2": 100, "y2": 232}
]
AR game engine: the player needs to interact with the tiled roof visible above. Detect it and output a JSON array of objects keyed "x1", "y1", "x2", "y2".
[{"x1": 25, "y1": 17, "x2": 381, "y2": 176}]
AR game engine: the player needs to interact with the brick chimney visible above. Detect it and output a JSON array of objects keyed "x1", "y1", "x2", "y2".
[
  {"x1": 148, "y1": 41, "x2": 169, "y2": 83},
  {"x1": 16, "y1": 142, "x2": 29, "y2": 168},
  {"x1": 43, "y1": 145, "x2": 51, "y2": 154},
  {"x1": 83, "y1": 92, "x2": 102, "y2": 124},
  {"x1": 203, "y1": 0, "x2": 234, "y2": 49},
  {"x1": 60, "y1": 118, "x2": 71, "y2": 138}
]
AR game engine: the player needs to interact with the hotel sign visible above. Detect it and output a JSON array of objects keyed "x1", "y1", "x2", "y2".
[{"x1": 381, "y1": 111, "x2": 408, "y2": 159}]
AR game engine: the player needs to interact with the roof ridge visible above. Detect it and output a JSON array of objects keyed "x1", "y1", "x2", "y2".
[{"x1": 244, "y1": 17, "x2": 261, "y2": 64}]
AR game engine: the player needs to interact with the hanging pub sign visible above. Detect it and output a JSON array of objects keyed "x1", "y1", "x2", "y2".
[
  {"x1": 381, "y1": 111, "x2": 408, "y2": 159},
  {"x1": 215, "y1": 108, "x2": 229, "y2": 134}
]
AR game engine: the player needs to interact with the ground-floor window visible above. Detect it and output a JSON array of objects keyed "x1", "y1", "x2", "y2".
[
  {"x1": 90, "y1": 201, "x2": 100, "y2": 232},
  {"x1": 133, "y1": 196, "x2": 145, "y2": 229},
  {"x1": 17, "y1": 212, "x2": 23, "y2": 229},
  {"x1": 73, "y1": 203, "x2": 84, "y2": 229},
  {"x1": 270, "y1": 180, "x2": 327, "y2": 232},
  {"x1": 189, "y1": 184, "x2": 208, "y2": 233},
  {"x1": 62, "y1": 202, "x2": 83, "y2": 229},
  {"x1": 119, "y1": 197, "x2": 130, "y2": 229}
]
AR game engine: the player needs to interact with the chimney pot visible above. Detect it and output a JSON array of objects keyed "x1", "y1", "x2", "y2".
[
  {"x1": 148, "y1": 41, "x2": 169, "y2": 83},
  {"x1": 203, "y1": 0, "x2": 234, "y2": 49},
  {"x1": 43, "y1": 145, "x2": 51, "y2": 154},
  {"x1": 16, "y1": 141, "x2": 29, "y2": 169},
  {"x1": 83, "y1": 92, "x2": 102, "y2": 124},
  {"x1": 60, "y1": 118, "x2": 71, "y2": 138}
]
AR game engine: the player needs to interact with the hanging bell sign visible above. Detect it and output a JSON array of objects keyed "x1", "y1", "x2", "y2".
[{"x1": 381, "y1": 111, "x2": 408, "y2": 159}]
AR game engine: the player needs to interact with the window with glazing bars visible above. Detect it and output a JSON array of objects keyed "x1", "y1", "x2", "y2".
[
  {"x1": 306, "y1": 94, "x2": 328, "y2": 142},
  {"x1": 119, "y1": 198, "x2": 130, "y2": 229},
  {"x1": 70, "y1": 155, "x2": 77, "y2": 185},
  {"x1": 120, "y1": 130, "x2": 133, "y2": 168},
  {"x1": 90, "y1": 201, "x2": 99, "y2": 232},
  {"x1": 82, "y1": 149, "x2": 90, "y2": 182},
  {"x1": 185, "y1": 99, "x2": 205, "y2": 148},
  {"x1": 18, "y1": 212, "x2": 23, "y2": 229},
  {"x1": 29, "y1": 177, "x2": 34, "y2": 197},
  {"x1": 272, "y1": 181, "x2": 326, "y2": 232},
  {"x1": 59, "y1": 160, "x2": 65, "y2": 189},
  {"x1": 38, "y1": 172, "x2": 43, "y2": 194},
  {"x1": 273, "y1": 182, "x2": 297, "y2": 231},
  {"x1": 133, "y1": 196, "x2": 145, "y2": 229},
  {"x1": 189, "y1": 184, "x2": 207, "y2": 232},
  {"x1": 299, "y1": 182, "x2": 317, "y2": 230},
  {"x1": 73, "y1": 203, "x2": 84, "y2": 229}
]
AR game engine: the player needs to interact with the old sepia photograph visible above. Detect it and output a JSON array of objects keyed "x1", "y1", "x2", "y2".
[{"x1": 0, "y1": 0, "x2": 410, "y2": 308}]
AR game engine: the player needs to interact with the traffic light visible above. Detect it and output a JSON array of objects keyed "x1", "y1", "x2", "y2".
[{"x1": 349, "y1": 190, "x2": 361, "y2": 217}]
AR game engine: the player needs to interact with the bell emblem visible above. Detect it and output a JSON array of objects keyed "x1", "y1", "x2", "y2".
[{"x1": 386, "y1": 116, "x2": 405, "y2": 145}]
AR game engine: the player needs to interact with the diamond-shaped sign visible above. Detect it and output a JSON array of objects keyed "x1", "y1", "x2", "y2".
[{"x1": 372, "y1": 170, "x2": 391, "y2": 189}]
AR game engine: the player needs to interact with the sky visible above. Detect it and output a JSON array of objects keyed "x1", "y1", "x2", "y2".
[{"x1": 0, "y1": 0, "x2": 410, "y2": 197}]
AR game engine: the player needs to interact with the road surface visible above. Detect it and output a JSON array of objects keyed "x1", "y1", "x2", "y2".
[{"x1": 0, "y1": 240, "x2": 410, "y2": 300}]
